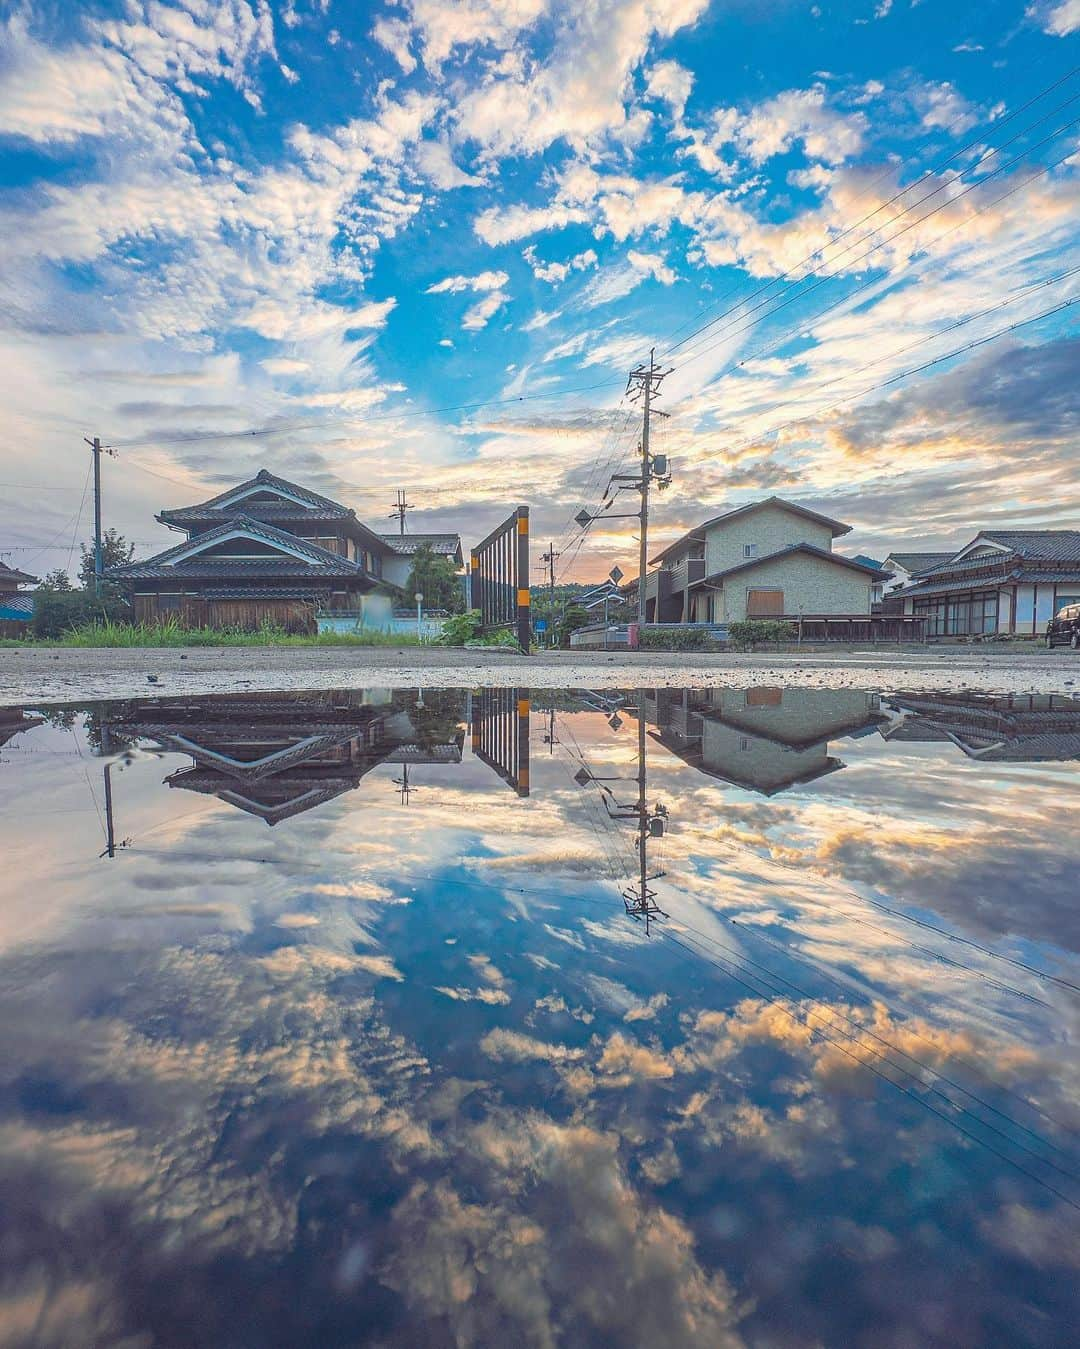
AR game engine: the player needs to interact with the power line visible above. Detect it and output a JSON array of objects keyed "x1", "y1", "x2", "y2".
[
  {"x1": 662, "y1": 66, "x2": 1080, "y2": 358},
  {"x1": 672, "y1": 118, "x2": 1080, "y2": 372}
]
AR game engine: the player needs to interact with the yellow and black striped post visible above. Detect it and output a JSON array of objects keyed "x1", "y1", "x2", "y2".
[
  {"x1": 516, "y1": 692, "x2": 530, "y2": 796},
  {"x1": 516, "y1": 505, "x2": 530, "y2": 652}
]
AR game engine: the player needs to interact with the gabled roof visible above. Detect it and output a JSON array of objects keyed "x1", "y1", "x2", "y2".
[
  {"x1": 156, "y1": 468, "x2": 396, "y2": 554},
  {"x1": 882, "y1": 552, "x2": 955, "y2": 574},
  {"x1": 970, "y1": 530, "x2": 1080, "y2": 562},
  {"x1": 850, "y1": 554, "x2": 885, "y2": 571},
  {"x1": 0, "y1": 562, "x2": 38, "y2": 586},
  {"x1": 159, "y1": 468, "x2": 349, "y2": 520},
  {"x1": 106, "y1": 514, "x2": 374, "y2": 581},
  {"x1": 379, "y1": 533, "x2": 464, "y2": 563},
  {"x1": 650, "y1": 496, "x2": 851, "y2": 567},
  {"x1": 691, "y1": 542, "x2": 887, "y2": 588}
]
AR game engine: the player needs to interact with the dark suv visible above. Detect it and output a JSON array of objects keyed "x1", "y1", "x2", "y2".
[{"x1": 1045, "y1": 603, "x2": 1080, "y2": 649}]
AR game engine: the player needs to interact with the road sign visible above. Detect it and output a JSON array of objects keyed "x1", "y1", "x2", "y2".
[
  {"x1": 534, "y1": 618, "x2": 548, "y2": 632},
  {"x1": 609, "y1": 565, "x2": 624, "y2": 583}
]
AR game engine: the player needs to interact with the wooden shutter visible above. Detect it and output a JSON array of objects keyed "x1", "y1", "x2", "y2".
[{"x1": 747, "y1": 588, "x2": 784, "y2": 616}]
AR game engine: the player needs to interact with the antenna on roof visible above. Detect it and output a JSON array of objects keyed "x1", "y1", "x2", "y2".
[{"x1": 389, "y1": 489, "x2": 413, "y2": 536}]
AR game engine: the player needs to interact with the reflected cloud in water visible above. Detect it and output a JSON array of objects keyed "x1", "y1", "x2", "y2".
[{"x1": 0, "y1": 685, "x2": 1077, "y2": 1347}]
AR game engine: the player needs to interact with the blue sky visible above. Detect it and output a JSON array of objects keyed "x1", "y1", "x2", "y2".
[{"x1": 0, "y1": 0, "x2": 1077, "y2": 579}]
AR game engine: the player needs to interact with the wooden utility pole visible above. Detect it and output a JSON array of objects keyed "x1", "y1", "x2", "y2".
[
  {"x1": 84, "y1": 436, "x2": 105, "y2": 597},
  {"x1": 625, "y1": 352, "x2": 672, "y2": 629},
  {"x1": 389, "y1": 489, "x2": 412, "y2": 535}
]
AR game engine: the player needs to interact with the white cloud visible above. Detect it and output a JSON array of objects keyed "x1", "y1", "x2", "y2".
[
  {"x1": 474, "y1": 202, "x2": 590, "y2": 246},
  {"x1": 1027, "y1": 0, "x2": 1080, "y2": 35},
  {"x1": 456, "y1": 0, "x2": 710, "y2": 157},
  {"x1": 426, "y1": 270, "x2": 509, "y2": 295},
  {"x1": 462, "y1": 290, "x2": 510, "y2": 330},
  {"x1": 523, "y1": 245, "x2": 598, "y2": 283},
  {"x1": 372, "y1": 16, "x2": 417, "y2": 73},
  {"x1": 401, "y1": 0, "x2": 550, "y2": 70},
  {"x1": 914, "y1": 80, "x2": 979, "y2": 135},
  {"x1": 646, "y1": 60, "x2": 694, "y2": 120},
  {"x1": 580, "y1": 249, "x2": 676, "y2": 306},
  {"x1": 414, "y1": 136, "x2": 485, "y2": 188},
  {"x1": 710, "y1": 85, "x2": 868, "y2": 166}
]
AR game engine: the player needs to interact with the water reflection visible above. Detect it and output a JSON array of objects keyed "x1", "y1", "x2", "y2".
[{"x1": 0, "y1": 685, "x2": 1077, "y2": 1347}]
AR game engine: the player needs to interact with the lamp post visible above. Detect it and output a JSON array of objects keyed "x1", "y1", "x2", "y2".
[{"x1": 414, "y1": 591, "x2": 423, "y2": 644}]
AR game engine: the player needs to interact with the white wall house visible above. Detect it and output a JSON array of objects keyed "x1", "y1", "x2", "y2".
[
  {"x1": 880, "y1": 551, "x2": 955, "y2": 595},
  {"x1": 637, "y1": 497, "x2": 883, "y2": 624},
  {"x1": 894, "y1": 530, "x2": 1080, "y2": 637}
]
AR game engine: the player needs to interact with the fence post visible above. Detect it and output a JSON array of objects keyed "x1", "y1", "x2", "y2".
[{"x1": 516, "y1": 506, "x2": 530, "y2": 652}]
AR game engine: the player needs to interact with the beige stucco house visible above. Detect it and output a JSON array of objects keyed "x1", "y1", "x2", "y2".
[{"x1": 636, "y1": 497, "x2": 883, "y2": 624}]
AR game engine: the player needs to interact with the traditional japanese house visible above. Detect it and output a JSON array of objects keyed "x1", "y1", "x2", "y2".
[
  {"x1": 0, "y1": 561, "x2": 37, "y2": 637},
  {"x1": 893, "y1": 530, "x2": 1080, "y2": 637},
  {"x1": 107, "y1": 690, "x2": 466, "y2": 826},
  {"x1": 881, "y1": 692, "x2": 1080, "y2": 762},
  {"x1": 107, "y1": 469, "x2": 401, "y2": 631}
]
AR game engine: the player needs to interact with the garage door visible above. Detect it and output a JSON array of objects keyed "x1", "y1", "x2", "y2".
[{"x1": 747, "y1": 588, "x2": 784, "y2": 616}]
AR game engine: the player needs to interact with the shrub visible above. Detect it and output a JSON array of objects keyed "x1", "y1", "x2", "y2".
[
  {"x1": 436, "y1": 609, "x2": 482, "y2": 646},
  {"x1": 727, "y1": 618, "x2": 797, "y2": 649},
  {"x1": 639, "y1": 625, "x2": 711, "y2": 651}
]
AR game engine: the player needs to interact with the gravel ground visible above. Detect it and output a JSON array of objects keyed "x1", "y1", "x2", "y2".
[{"x1": 1, "y1": 643, "x2": 1077, "y2": 705}]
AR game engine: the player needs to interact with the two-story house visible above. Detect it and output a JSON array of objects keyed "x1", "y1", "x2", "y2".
[
  {"x1": 107, "y1": 469, "x2": 461, "y2": 632},
  {"x1": 637, "y1": 497, "x2": 884, "y2": 624}
]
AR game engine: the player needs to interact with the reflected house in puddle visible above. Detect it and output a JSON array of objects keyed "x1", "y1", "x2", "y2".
[
  {"x1": 0, "y1": 708, "x2": 44, "y2": 756},
  {"x1": 882, "y1": 692, "x2": 1080, "y2": 762},
  {"x1": 641, "y1": 687, "x2": 887, "y2": 794},
  {"x1": 107, "y1": 691, "x2": 467, "y2": 824}
]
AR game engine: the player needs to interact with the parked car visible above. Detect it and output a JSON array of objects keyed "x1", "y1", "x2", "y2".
[{"x1": 1045, "y1": 603, "x2": 1080, "y2": 648}]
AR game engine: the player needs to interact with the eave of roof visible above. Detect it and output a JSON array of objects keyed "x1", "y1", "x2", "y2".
[
  {"x1": 690, "y1": 542, "x2": 888, "y2": 587},
  {"x1": 0, "y1": 564, "x2": 39, "y2": 585},
  {"x1": 106, "y1": 514, "x2": 375, "y2": 580},
  {"x1": 650, "y1": 496, "x2": 851, "y2": 566}
]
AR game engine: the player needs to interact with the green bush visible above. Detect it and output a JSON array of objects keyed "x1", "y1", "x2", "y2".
[
  {"x1": 435, "y1": 609, "x2": 482, "y2": 646},
  {"x1": 639, "y1": 625, "x2": 711, "y2": 651},
  {"x1": 727, "y1": 619, "x2": 797, "y2": 649}
]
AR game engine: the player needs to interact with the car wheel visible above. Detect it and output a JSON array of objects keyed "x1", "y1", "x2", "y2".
[
  {"x1": 1046, "y1": 633, "x2": 1055, "y2": 647},
  {"x1": 1072, "y1": 631, "x2": 1080, "y2": 650}
]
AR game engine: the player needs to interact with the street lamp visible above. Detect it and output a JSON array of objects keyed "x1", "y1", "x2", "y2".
[{"x1": 414, "y1": 591, "x2": 423, "y2": 643}]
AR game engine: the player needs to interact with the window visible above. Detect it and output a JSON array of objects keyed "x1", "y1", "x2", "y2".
[
  {"x1": 743, "y1": 543, "x2": 758, "y2": 559},
  {"x1": 747, "y1": 588, "x2": 784, "y2": 616}
]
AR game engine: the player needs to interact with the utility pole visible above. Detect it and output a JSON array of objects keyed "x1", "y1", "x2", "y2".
[
  {"x1": 622, "y1": 688, "x2": 668, "y2": 934},
  {"x1": 540, "y1": 542, "x2": 561, "y2": 600},
  {"x1": 389, "y1": 489, "x2": 412, "y2": 536},
  {"x1": 84, "y1": 436, "x2": 104, "y2": 596},
  {"x1": 623, "y1": 352, "x2": 672, "y2": 628}
]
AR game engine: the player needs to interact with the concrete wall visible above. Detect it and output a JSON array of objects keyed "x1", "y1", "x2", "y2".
[
  {"x1": 699, "y1": 720, "x2": 832, "y2": 794},
  {"x1": 718, "y1": 551, "x2": 872, "y2": 621},
  {"x1": 704, "y1": 504, "x2": 834, "y2": 577},
  {"x1": 703, "y1": 688, "x2": 881, "y2": 743}
]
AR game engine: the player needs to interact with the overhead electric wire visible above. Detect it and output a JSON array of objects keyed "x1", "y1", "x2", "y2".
[
  {"x1": 661, "y1": 66, "x2": 1079, "y2": 358},
  {"x1": 672, "y1": 118, "x2": 1080, "y2": 373},
  {"x1": 105, "y1": 376, "x2": 626, "y2": 451},
  {"x1": 665, "y1": 914, "x2": 1080, "y2": 1182},
  {"x1": 689, "y1": 263, "x2": 1080, "y2": 448},
  {"x1": 661, "y1": 925, "x2": 1080, "y2": 1210},
  {"x1": 679, "y1": 295, "x2": 1078, "y2": 470}
]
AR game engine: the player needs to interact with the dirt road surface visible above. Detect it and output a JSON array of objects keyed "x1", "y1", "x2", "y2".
[{"x1": 2, "y1": 644, "x2": 1077, "y2": 705}]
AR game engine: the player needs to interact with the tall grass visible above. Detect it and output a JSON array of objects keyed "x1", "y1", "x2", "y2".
[{"x1": 7, "y1": 619, "x2": 425, "y2": 648}]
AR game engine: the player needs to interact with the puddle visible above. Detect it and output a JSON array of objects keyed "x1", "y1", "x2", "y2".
[{"x1": 0, "y1": 687, "x2": 1078, "y2": 1346}]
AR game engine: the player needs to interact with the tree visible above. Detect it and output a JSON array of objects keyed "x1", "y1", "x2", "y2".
[
  {"x1": 79, "y1": 528, "x2": 134, "y2": 590},
  {"x1": 41, "y1": 568, "x2": 73, "y2": 592},
  {"x1": 405, "y1": 544, "x2": 465, "y2": 613}
]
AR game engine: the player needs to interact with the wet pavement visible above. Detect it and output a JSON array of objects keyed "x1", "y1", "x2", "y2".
[{"x1": 0, "y1": 686, "x2": 1078, "y2": 1347}]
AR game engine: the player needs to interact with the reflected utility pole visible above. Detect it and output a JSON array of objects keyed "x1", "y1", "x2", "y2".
[{"x1": 622, "y1": 689, "x2": 668, "y2": 933}]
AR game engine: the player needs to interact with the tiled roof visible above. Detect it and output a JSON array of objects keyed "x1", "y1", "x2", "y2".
[
  {"x1": 884, "y1": 552, "x2": 955, "y2": 573},
  {"x1": 693, "y1": 542, "x2": 887, "y2": 587},
  {"x1": 379, "y1": 533, "x2": 463, "y2": 559},
  {"x1": 106, "y1": 515, "x2": 373, "y2": 581},
  {"x1": 0, "y1": 562, "x2": 38, "y2": 586},
  {"x1": 159, "y1": 468, "x2": 350, "y2": 520},
  {"x1": 979, "y1": 530, "x2": 1080, "y2": 561},
  {"x1": 650, "y1": 496, "x2": 851, "y2": 566}
]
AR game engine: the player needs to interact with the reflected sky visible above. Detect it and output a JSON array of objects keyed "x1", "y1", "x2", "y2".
[{"x1": 0, "y1": 688, "x2": 1078, "y2": 1348}]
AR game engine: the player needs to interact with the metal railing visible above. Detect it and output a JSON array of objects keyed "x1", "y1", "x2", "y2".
[
  {"x1": 469, "y1": 506, "x2": 530, "y2": 651},
  {"x1": 470, "y1": 688, "x2": 530, "y2": 795}
]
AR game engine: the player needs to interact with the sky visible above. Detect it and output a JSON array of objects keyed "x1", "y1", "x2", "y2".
[{"x1": 0, "y1": 0, "x2": 1078, "y2": 583}]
